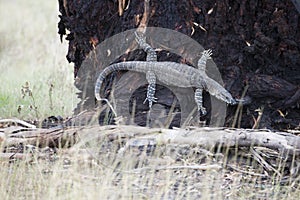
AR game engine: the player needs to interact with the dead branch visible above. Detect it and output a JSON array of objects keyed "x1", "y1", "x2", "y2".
[
  {"x1": 0, "y1": 118, "x2": 36, "y2": 129},
  {"x1": 1, "y1": 124, "x2": 300, "y2": 157},
  {"x1": 61, "y1": 125, "x2": 300, "y2": 160},
  {"x1": 131, "y1": 164, "x2": 223, "y2": 173}
]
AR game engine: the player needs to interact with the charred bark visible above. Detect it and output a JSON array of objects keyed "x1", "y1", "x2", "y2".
[{"x1": 58, "y1": 0, "x2": 300, "y2": 130}]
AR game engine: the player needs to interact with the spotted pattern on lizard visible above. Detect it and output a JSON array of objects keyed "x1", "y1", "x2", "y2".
[{"x1": 95, "y1": 32, "x2": 237, "y2": 116}]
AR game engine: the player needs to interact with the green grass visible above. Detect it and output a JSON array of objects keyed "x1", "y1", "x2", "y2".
[{"x1": 0, "y1": 0, "x2": 78, "y2": 120}]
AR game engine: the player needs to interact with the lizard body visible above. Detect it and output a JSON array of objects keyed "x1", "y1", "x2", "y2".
[
  {"x1": 95, "y1": 31, "x2": 236, "y2": 116},
  {"x1": 95, "y1": 60, "x2": 236, "y2": 114}
]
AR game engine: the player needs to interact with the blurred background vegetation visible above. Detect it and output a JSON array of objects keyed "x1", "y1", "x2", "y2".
[{"x1": 0, "y1": 0, "x2": 78, "y2": 120}]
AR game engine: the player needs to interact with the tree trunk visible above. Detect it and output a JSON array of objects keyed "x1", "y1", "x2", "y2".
[{"x1": 58, "y1": 0, "x2": 300, "y2": 130}]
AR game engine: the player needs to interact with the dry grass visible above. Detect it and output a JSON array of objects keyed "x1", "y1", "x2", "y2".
[{"x1": 1, "y1": 136, "x2": 299, "y2": 200}]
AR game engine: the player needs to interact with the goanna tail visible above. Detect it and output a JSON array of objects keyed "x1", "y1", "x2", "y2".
[
  {"x1": 94, "y1": 63, "x2": 135, "y2": 101},
  {"x1": 94, "y1": 63, "x2": 137, "y2": 116}
]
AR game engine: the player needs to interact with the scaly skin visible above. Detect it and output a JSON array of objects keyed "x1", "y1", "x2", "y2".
[
  {"x1": 95, "y1": 32, "x2": 236, "y2": 116},
  {"x1": 135, "y1": 32, "x2": 157, "y2": 107},
  {"x1": 94, "y1": 60, "x2": 236, "y2": 113}
]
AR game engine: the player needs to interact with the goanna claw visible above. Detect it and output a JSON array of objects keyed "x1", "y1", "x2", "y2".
[
  {"x1": 235, "y1": 96, "x2": 252, "y2": 105},
  {"x1": 143, "y1": 97, "x2": 158, "y2": 108},
  {"x1": 202, "y1": 49, "x2": 213, "y2": 59},
  {"x1": 199, "y1": 107, "x2": 207, "y2": 116}
]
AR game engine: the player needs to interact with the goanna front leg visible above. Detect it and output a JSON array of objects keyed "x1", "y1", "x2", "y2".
[
  {"x1": 195, "y1": 88, "x2": 207, "y2": 115},
  {"x1": 197, "y1": 49, "x2": 212, "y2": 71},
  {"x1": 144, "y1": 71, "x2": 158, "y2": 108}
]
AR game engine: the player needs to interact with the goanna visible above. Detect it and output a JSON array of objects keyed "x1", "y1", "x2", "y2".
[{"x1": 95, "y1": 32, "x2": 237, "y2": 116}]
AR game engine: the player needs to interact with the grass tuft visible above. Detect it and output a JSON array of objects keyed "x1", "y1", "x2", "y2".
[{"x1": 0, "y1": 0, "x2": 78, "y2": 121}]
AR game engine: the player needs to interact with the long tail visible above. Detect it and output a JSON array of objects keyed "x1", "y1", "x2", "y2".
[
  {"x1": 94, "y1": 63, "x2": 135, "y2": 116},
  {"x1": 94, "y1": 63, "x2": 135, "y2": 100}
]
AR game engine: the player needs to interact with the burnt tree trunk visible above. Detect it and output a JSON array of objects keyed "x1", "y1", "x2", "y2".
[{"x1": 58, "y1": 0, "x2": 300, "y2": 130}]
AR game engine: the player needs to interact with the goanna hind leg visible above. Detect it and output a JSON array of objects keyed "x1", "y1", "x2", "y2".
[
  {"x1": 134, "y1": 32, "x2": 157, "y2": 62},
  {"x1": 144, "y1": 71, "x2": 157, "y2": 108},
  {"x1": 135, "y1": 31, "x2": 158, "y2": 108}
]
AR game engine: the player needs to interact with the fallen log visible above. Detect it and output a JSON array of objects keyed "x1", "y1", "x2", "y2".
[
  {"x1": 67, "y1": 125, "x2": 300, "y2": 156},
  {"x1": 1, "y1": 119, "x2": 299, "y2": 179},
  {"x1": 1, "y1": 123, "x2": 300, "y2": 157}
]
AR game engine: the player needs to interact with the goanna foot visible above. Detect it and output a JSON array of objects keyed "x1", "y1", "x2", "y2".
[
  {"x1": 144, "y1": 72, "x2": 157, "y2": 109},
  {"x1": 143, "y1": 82, "x2": 157, "y2": 108},
  {"x1": 198, "y1": 106, "x2": 207, "y2": 116},
  {"x1": 143, "y1": 96, "x2": 158, "y2": 108},
  {"x1": 202, "y1": 49, "x2": 213, "y2": 59}
]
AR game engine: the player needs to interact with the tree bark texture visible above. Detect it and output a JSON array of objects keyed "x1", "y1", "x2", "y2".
[{"x1": 58, "y1": 0, "x2": 300, "y2": 130}]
